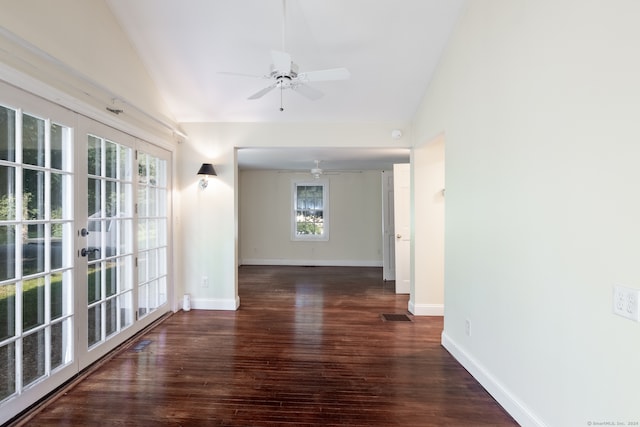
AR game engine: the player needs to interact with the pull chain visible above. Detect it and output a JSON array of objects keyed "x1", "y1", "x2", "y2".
[{"x1": 280, "y1": 85, "x2": 284, "y2": 111}]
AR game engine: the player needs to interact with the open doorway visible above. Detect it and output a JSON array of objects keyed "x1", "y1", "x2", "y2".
[{"x1": 236, "y1": 147, "x2": 409, "y2": 269}]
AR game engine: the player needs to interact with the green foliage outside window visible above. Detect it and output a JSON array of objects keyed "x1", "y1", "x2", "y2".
[
  {"x1": 296, "y1": 220, "x2": 323, "y2": 235},
  {"x1": 295, "y1": 184, "x2": 325, "y2": 237}
]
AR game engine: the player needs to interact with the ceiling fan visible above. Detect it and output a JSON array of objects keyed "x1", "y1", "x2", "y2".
[
  {"x1": 289, "y1": 160, "x2": 362, "y2": 179},
  {"x1": 220, "y1": 0, "x2": 350, "y2": 111},
  {"x1": 310, "y1": 160, "x2": 324, "y2": 179},
  {"x1": 279, "y1": 160, "x2": 331, "y2": 179},
  {"x1": 277, "y1": 159, "x2": 363, "y2": 178}
]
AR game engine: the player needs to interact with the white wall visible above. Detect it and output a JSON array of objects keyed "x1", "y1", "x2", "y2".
[
  {"x1": 239, "y1": 169, "x2": 383, "y2": 266},
  {"x1": 409, "y1": 135, "x2": 444, "y2": 315},
  {"x1": 0, "y1": 0, "x2": 173, "y2": 122},
  {"x1": 413, "y1": 1, "x2": 640, "y2": 425},
  {"x1": 174, "y1": 124, "x2": 239, "y2": 310}
]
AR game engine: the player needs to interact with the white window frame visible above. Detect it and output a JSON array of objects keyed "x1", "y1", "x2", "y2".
[{"x1": 291, "y1": 179, "x2": 329, "y2": 241}]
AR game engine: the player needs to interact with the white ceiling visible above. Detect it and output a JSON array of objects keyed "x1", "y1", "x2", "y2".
[{"x1": 106, "y1": 0, "x2": 465, "y2": 170}]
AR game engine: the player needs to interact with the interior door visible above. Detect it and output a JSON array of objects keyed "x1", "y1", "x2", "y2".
[{"x1": 393, "y1": 163, "x2": 410, "y2": 294}]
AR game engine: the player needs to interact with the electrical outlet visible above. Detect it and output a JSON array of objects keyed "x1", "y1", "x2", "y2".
[
  {"x1": 201, "y1": 276, "x2": 209, "y2": 288},
  {"x1": 613, "y1": 285, "x2": 640, "y2": 321},
  {"x1": 465, "y1": 319, "x2": 471, "y2": 336}
]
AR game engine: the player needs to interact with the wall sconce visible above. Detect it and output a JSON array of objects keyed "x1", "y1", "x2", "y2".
[{"x1": 197, "y1": 163, "x2": 217, "y2": 189}]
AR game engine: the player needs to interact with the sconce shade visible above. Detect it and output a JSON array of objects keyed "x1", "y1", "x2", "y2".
[{"x1": 197, "y1": 163, "x2": 217, "y2": 176}]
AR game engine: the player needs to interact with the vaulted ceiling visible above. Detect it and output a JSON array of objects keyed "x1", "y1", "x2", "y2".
[
  {"x1": 106, "y1": 0, "x2": 465, "y2": 123},
  {"x1": 106, "y1": 0, "x2": 465, "y2": 169}
]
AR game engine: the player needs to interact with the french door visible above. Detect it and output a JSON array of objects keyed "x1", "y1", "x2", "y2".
[
  {"x1": 76, "y1": 122, "x2": 172, "y2": 367},
  {"x1": 136, "y1": 142, "x2": 170, "y2": 321},
  {"x1": 0, "y1": 85, "x2": 77, "y2": 423},
  {"x1": 0, "y1": 81, "x2": 172, "y2": 424},
  {"x1": 76, "y1": 122, "x2": 139, "y2": 367}
]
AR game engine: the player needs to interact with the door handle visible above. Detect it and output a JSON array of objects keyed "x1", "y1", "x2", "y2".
[{"x1": 81, "y1": 247, "x2": 100, "y2": 257}]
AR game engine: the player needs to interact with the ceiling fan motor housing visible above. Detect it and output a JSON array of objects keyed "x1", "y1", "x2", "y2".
[
  {"x1": 271, "y1": 62, "x2": 297, "y2": 77},
  {"x1": 311, "y1": 167, "x2": 323, "y2": 178}
]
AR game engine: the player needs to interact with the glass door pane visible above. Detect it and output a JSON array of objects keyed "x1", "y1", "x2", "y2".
[{"x1": 85, "y1": 134, "x2": 134, "y2": 349}]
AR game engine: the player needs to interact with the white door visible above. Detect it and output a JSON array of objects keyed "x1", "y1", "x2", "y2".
[
  {"x1": 75, "y1": 120, "x2": 172, "y2": 368},
  {"x1": 382, "y1": 171, "x2": 395, "y2": 281},
  {"x1": 76, "y1": 122, "x2": 137, "y2": 367},
  {"x1": 136, "y1": 141, "x2": 172, "y2": 320},
  {"x1": 0, "y1": 83, "x2": 77, "y2": 424},
  {"x1": 393, "y1": 163, "x2": 410, "y2": 294}
]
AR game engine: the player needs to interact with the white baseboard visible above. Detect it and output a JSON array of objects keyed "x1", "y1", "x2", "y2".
[
  {"x1": 441, "y1": 331, "x2": 547, "y2": 427},
  {"x1": 190, "y1": 296, "x2": 240, "y2": 311},
  {"x1": 408, "y1": 300, "x2": 444, "y2": 316},
  {"x1": 240, "y1": 258, "x2": 383, "y2": 267}
]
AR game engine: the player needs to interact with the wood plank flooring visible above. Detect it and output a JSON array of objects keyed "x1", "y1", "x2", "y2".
[{"x1": 13, "y1": 266, "x2": 517, "y2": 426}]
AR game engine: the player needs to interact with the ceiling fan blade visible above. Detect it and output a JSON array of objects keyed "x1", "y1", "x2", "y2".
[
  {"x1": 248, "y1": 83, "x2": 277, "y2": 100},
  {"x1": 271, "y1": 50, "x2": 292, "y2": 75},
  {"x1": 218, "y1": 71, "x2": 267, "y2": 79},
  {"x1": 297, "y1": 68, "x2": 350, "y2": 82},
  {"x1": 292, "y1": 83, "x2": 324, "y2": 100}
]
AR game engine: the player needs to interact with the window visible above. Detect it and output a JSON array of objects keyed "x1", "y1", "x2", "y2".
[{"x1": 292, "y1": 180, "x2": 329, "y2": 241}]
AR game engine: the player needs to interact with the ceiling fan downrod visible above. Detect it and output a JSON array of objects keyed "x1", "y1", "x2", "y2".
[{"x1": 281, "y1": 0, "x2": 287, "y2": 52}]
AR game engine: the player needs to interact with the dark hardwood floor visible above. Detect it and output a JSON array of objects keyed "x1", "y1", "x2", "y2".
[{"x1": 14, "y1": 266, "x2": 517, "y2": 426}]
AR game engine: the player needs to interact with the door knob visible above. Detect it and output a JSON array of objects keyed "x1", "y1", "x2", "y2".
[
  {"x1": 81, "y1": 247, "x2": 100, "y2": 257},
  {"x1": 396, "y1": 234, "x2": 402, "y2": 239}
]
